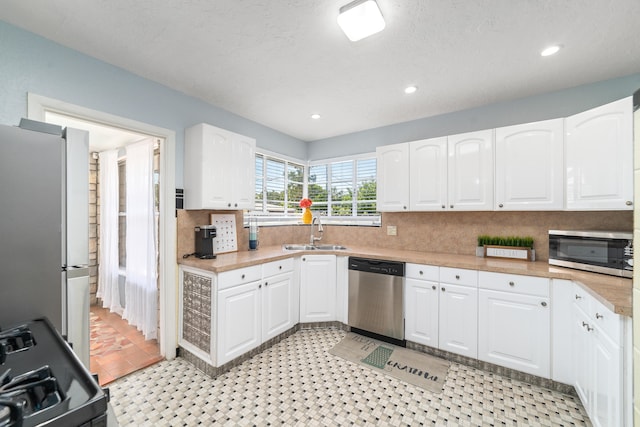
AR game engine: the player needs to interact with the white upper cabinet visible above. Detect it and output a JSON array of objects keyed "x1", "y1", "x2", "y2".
[
  {"x1": 495, "y1": 119, "x2": 564, "y2": 210},
  {"x1": 409, "y1": 137, "x2": 448, "y2": 211},
  {"x1": 447, "y1": 129, "x2": 494, "y2": 211},
  {"x1": 565, "y1": 97, "x2": 633, "y2": 210},
  {"x1": 376, "y1": 142, "x2": 409, "y2": 211},
  {"x1": 184, "y1": 123, "x2": 256, "y2": 210}
]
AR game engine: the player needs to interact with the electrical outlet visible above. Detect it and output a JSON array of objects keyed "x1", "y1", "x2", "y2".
[{"x1": 387, "y1": 225, "x2": 397, "y2": 236}]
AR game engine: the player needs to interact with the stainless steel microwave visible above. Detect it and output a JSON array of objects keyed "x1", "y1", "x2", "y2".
[{"x1": 548, "y1": 230, "x2": 633, "y2": 278}]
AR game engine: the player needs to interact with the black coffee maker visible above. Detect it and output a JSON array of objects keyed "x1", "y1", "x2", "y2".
[{"x1": 195, "y1": 225, "x2": 216, "y2": 259}]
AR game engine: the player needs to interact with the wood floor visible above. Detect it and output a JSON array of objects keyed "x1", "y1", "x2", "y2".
[{"x1": 89, "y1": 305, "x2": 163, "y2": 386}]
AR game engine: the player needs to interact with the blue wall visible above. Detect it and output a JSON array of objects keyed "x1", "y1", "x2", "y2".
[
  {"x1": 308, "y1": 74, "x2": 640, "y2": 160},
  {"x1": 0, "y1": 21, "x2": 306, "y2": 187}
]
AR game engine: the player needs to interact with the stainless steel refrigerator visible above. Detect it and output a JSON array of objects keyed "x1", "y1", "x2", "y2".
[{"x1": 0, "y1": 119, "x2": 90, "y2": 367}]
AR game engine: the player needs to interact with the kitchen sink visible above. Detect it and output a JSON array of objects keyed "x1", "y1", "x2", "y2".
[{"x1": 283, "y1": 244, "x2": 348, "y2": 251}]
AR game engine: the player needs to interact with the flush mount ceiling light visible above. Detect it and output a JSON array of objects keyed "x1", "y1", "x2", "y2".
[
  {"x1": 311, "y1": 114, "x2": 321, "y2": 120},
  {"x1": 541, "y1": 45, "x2": 561, "y2": 57},
  {"x1": 337, "y1": 0, "x2": 386, "y2": 42},
  {"x1": 404, "y1": 85, "x2": 418, "y2": 94}
]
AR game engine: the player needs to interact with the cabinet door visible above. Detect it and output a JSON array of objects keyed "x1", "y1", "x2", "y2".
[
  {"x1": 184, "y1": 124, "x2": 230, "y2": 209},
  {"x1": 405, "y1": 278, "x2": 439, "y2": 346},
  {"x1": 299, "y1": 255, "x2": 337, "y2": 322},
  {"x1": 591, "y1": 328, "x2": 622, "y2": 427},
  {"x1": 232, "y1": 134, "x2": 256, "y2": 210},
  {"x1": 565, "y1": 97, "x2": 633, "y2": 210},
  {"x1": 376, "y1": 143, "x2": 409, "y2": 211},
  {"x1": 217, "y1": 281, "x2": 261, "y2": 365},
  {"x1": 438, "y1": 283, "x2": 478, "y2": 358},
  {"x1": 262, "y1": 272, "x2": 294, "y2": 341},
  {"x1": 478, "y1": 289, "x2": 550, "y2": 377},
  {"x1": 447, "y1": 130, "x2": 494, "y2": 210},
  {"x1": 495, "y1": 119, "x2": 564, "y2": 210},
  {"x1": 409, "y1": 137, "x2": 448, "y2": 211},
  {"x1": 572, "y1": 304, "x2": 591, "y2": 408}
]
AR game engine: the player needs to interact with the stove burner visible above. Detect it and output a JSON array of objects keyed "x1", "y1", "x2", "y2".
[
  {"x1": 0, "y1": 366, "x2": 64, "y2": 427},
  {"x1": 0, "y1": 327, "x2": 36, "y2": 365}
]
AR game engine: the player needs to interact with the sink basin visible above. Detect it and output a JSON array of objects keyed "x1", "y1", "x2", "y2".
[{"x1": 283, "y1": 244, "x2": 348, "y2": 251}]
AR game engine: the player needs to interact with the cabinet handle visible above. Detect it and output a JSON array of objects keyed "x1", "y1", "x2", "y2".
[
  {"x1": 279, "y1": 266, "x2": 282, "y2": 270},
  {"x1": 541, "y1": 301, "x2": 547, "y2": 307},
  {"x1": 302, "y1": 257, "x2": 306, "y2": 261},
  {"x1": 450, "y1": 205, "x2": 454, "y2": 209},
  {"x1": 441, "y1": 205, "x2": 445, "y2": 209},
  {"x1": 419, "y1": 270, "x2": 423, "y2": 275},
  {"x1": 265, "y1": 282, "x2": 268, "y2": 286},
  {"x1": 234, "y1": 203, "x2": 238, "y2": 207},
  {"x1": 499, "y1": 203, "x2": 504, "y2": 208},
  {"x1": 441, "y1": 287, "x2": 445, "y2": 292},
  {"x1": 595, "y1": 312, "x2": 603, "y2": 319},
  {"x1": 241, "y1": 274, "x2": 245, "y2": 279},
  {"x1": 403, "y1": 206, "x2": 407, "y2": 210},
  {"x1": 582, "y1": 321, "x2": 593, "y2": 331},
  {"x1": 575, "y1": 294, "x2": 582, "y2": 300},
  {"x1": 509, "y1": 281, "x2": 515, "y2": 287},
  {"x1": 432, "y1": 285, "x2": 436, "y2": 290},
  {"x1": 227, "y1": 203, "x2": 231, "y2": 207},
  {"x1": 259, "y1": 284, "x2": 262, "y2": 289},
  {"x1": 455, "y1": 275, "x2": 460, "y2": 280},
  {"x1": 626, "y1": 201, "x2": 633, "y2": 206}
]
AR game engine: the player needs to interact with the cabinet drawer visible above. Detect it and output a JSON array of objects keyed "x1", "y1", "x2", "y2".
[
  {"x1": 479, "y1": 271, "x2": 549, "y2": 297},
  {"x1": 440, "y1": 267, "x2": 477, "y2": 287},
  {"x1": 405, "y1": 263, "x2": 439, "y2": 281},
  {"x1": 218, "y1": 265, "x2": 262, "y2": 290},
  {"x1": 590, "y1": 295, "x2": 621, "y2": 343},
  {"x1": 262, "y1": 258, "x2": 294, "y2": 277}
]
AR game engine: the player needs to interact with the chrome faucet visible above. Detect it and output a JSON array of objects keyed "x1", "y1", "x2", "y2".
[{"x1": 310, "y1": 215, "x2": 324, "y2": 245}]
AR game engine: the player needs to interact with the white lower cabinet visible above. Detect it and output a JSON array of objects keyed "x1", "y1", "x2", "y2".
[
  {"x1": 405, "y1": 264, "x2": 439, "y2": 346},
  {"x1": 438, "y1": 282, "x2": 478, "y2": 358},
  {"x1": 571, "y1": 282, "x2": 629, "y2": 427},
  {"x1": 299, "y1": 255, "x2": 337, "y2": 322},
  {"x1": 179, "y1": 259, "x2": 296, "y2": 367},
  {"x1": 262, "y1": 267, "x2": 294, "y2": 342},
  {"x1": 438, "y1": 267, "x2": 478, "y2": 358},
  {"x1": 478, "y1": 272, "x2": 550, "y2": 378},
  {"x1": 217, "y1": 281, "x2": 262, "y2": 365}
]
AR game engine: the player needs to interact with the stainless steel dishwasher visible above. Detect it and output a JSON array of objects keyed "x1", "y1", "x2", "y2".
[{"x1": 348, "y1": 257, "x2": 405, "y2": 346}]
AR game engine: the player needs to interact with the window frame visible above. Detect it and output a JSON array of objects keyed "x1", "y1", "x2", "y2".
[{"x1": 248, "y1": 150, "x2": 380, "y2": 227}]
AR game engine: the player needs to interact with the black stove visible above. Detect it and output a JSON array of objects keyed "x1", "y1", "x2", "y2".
[{"x1": 0, "y1": 318, "x2": 108, "y2": 427}]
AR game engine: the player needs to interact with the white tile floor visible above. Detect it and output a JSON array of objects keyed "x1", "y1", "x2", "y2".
[{"x1": 109, "y1": 328, "x2": 590, "y2": 426}]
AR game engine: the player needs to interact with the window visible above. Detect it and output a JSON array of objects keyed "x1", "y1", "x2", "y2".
[
  {"x1": 309, "y1": 156, "x2": 378, "y2": 223},
  {"x1": 254, "y1": 153, "x2": 305, "y2": 216},
  {"x1": 251, "y1": 152, "x2": 379, "y2": 226}
]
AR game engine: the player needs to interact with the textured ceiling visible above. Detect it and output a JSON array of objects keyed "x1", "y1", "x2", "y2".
[{"x1": 2, "y1": 0, "x2": 640, "y2": 141}]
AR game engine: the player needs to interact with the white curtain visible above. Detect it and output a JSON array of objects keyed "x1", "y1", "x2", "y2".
[
  {"x1": 96, "y1": 150, "x2": 123, "y2": 314},
  {"x1": 122, "y1": 139, "x2": 158, "y2": 340}
]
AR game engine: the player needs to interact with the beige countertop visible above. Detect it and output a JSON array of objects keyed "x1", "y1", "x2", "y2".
[{"x1": 178, "y1": 245, "x2": 632, "y2": 317}]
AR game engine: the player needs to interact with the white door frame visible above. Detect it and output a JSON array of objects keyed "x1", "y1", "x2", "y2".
[{"x1": 27, "y1": 93, "x2": 178, "y2": 360}]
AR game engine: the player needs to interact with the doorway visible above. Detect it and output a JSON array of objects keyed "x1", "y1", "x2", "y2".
[
  {"x1": 28, "y1": 93, "x2": 178, "y2": 366},
  {"x1": 48, "y1": 113, "x2": 164, "y2": 384}
]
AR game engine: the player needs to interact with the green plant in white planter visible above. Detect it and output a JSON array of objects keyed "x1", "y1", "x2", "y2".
[{"x1": 477, "y1": 235, "x2": 535, "y2": 261}]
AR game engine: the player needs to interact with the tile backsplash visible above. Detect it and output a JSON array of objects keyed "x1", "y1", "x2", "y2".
[{"x1": 177, "y1": 210, "x2": 632, "y2": 261}]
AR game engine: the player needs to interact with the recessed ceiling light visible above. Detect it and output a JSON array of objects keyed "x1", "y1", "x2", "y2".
[
  {"x1": 337, "y1": 0, "x2": 386, "y2": 42},
  {"x1": 311, "y1": 114, "x2": 321, "y2": 120},
  {"x1": 404, "y1": 85, "x2": 418, "y2": 94},
  {"x1": 540, "y1": 45, "x2": 561, "y2": 57}
]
